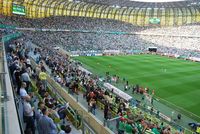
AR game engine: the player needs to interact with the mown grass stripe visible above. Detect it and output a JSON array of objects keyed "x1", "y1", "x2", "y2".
[{"x1": 74, "y1": 54, "x2": 200, "y2": 118}]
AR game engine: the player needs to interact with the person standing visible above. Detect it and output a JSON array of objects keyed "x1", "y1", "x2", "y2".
[
  {"x1": 151, "y1": 89, "x2": 155, "y2": 105},
  {"x1": 20, "y1": 82, "x2": 31, "y2": 100},
  {"x1": 23, "y1": 97, "x2": 35, "y2": 134},
  {"x1": 118, "y1": 118, "x2": 125, "y2": 134},
  {"x1": 21, "y1": 70, "x2": 31, "y2": 92},
  {"x1": 104, "y1": 102, "x2": 109, "y2": 120},
  {"x1": 90, "y1": 98, "x2": 96, "y2": 115},
  {"x1": 38, "y1": 107, "x2": 57, "y2": 134},
  {"x1": 13, "y1": 67, "x2": 21, "y2": 94},
  {"x1": 39, "y1": 68, "x2": 47, "y2": 90}
]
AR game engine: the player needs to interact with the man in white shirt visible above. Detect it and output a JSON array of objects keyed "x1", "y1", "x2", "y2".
[
  {"x1": 20, "y1": 82, "x2": 31, "y2": 101},
  {"x1": 23, "y1": 96, "x2": 35, "y2": 134}
]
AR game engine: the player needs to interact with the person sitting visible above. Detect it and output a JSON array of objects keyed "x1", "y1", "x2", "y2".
[
  {"x1": 44, "y1": 98, "x2": 56, "y2": 109},
  {"x1": 57, "y1": 103, "x2": 69, "y2": 123},
  {"x1": 188, "y1": 122, "x2": 200, "y2": 130},
  {"x1": 58, "y1": 125, "x2": 71, "y2": 134},
  {"x1": 162, "y1": 126, "x2": 171, "y2": 134}
]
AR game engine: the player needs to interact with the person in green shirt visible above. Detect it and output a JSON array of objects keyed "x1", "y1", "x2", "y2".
[
  {"x1": 152, "y1": 127, "x2": 160, "y2": 134},
  {"x1": 123, "y1": 114, "x2": 128, "y2": 119},
  {"x1": 125, "y1": 122, "x2": 133, "y2": 134},
  {"x1": 118, "y1": 119, "x2": 125, "y2": 134}
]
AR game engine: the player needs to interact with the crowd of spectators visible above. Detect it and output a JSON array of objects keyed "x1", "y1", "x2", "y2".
[
  {"x1": 2, "y1": 15, "x2": 200, "y2": 134},
  {"x1": 27, "y1": 37, "x2": 185, "y2": 134},
  {"x1": 3, "y1": 16, "x2": 200, "y2": 57},
  {"x1": 7, "y1": 38, "x2": 72, "y2": 134},
  {"x1": 139, "y1": 25, "x2": 200, "y2": 51}
]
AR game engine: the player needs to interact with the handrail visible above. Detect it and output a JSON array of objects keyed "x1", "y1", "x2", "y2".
[
  {"x1": 1, "y1": 36, "x2": 22, "y2": 134},
  {"x1": 2, "y1": 26, "x2": 200, "y2": 38}
]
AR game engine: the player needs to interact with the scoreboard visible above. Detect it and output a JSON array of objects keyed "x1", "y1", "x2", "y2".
[
  {"x1": 149, "y1": 18, "x2": 160, "y2": 24},
  {"x1": 12, "y1": 4, "x2": 25, "y2": 15}
]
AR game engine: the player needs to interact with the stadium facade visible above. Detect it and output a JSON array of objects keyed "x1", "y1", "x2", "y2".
[{"x1": 1, "y1": 0, "x2": 200, "y2": 26}]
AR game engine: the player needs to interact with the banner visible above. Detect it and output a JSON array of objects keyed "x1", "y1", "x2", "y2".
[
  {"x1": 189, "y1": 57, "x2": 200, "y2": 62},
  {"x1": 103, "y1": 83, "x2": 132, "y2": 101},
  {"x1": 0, "y1": 24, "x2": 16, "y2": 29},
  {"x1": 146, "y1": 106, "x2": 171, "y2": 122},
  {"x1": 78, "y1": 66, "x2": 92, "y2": 75},
  {"x1": 2, "y1": 32, "x2": 22, "y2": 42}
]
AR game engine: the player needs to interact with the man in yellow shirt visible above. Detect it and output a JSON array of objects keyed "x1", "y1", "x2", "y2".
[
  {"x1": 196, "y1": 126, "x2": 200, "y2": 134},
  {"x1": 39, "y1": 68, "x2": 47, "y2": 90}
]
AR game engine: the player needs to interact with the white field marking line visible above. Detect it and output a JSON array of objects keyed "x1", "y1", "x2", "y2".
[{"x1": 155, "y1": 95, "x2": 200, "y2": 119}]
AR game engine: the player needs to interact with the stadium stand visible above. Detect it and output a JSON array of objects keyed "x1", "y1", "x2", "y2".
[
  {"x1": 1, "y1": 13, "x2": 198, "y2": 132},
  {"x1": 25, "y1": 38, "x2": 181, "y2": 134},
  {"x1": 1, "y1": 0, "x2": 200, "y2": 134},
  {"x1": 1, "y1": 29, "x2": 84, "y2": 134},
  {"x1": 2, "y1": 28, "x2": 187, "y2": 133},
  {"x1": 2, "y1": 16, "x2": 200, "y2": 58}
]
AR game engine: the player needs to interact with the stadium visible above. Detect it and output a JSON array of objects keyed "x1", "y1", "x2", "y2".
[{"x1": 0, "y1": 0, "x2": 200, "y2": 134}]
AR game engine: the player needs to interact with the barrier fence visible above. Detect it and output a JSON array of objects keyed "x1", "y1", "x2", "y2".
[{"x1": 1, "y1": 33, "x2": 22, "y2": 134}]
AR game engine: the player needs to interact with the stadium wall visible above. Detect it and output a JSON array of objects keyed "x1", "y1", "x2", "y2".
[{"x1": 1, "y1": 0, "x2": 200, "y2": 26}]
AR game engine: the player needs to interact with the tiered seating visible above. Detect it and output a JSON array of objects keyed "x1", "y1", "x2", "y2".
[
  {"x1": 6, "y1": 37, "x2": 82, "y2": 134},
  {"x1": 30, "y1": 41, "x2": 181, "y2": 134}
]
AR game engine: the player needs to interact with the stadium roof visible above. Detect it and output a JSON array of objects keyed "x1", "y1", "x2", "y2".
[
  {"x1": 130, "y1": 0, "x2": 186, "y2": 2},
  {"x1": 78, "y1": 0, "x2": 200, "y2": 8}
]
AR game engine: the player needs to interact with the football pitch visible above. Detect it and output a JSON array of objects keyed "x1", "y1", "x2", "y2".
[{"x1": 74, "y1": 54, "x2": 200, "y2": 120}]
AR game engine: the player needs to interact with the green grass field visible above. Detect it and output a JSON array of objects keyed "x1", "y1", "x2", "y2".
[{"x1": 74, "y1": 54, "x2": 200, "y2": 119}]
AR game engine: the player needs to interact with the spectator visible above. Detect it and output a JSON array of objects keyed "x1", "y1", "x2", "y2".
[
  {"x1": 59, "y1": 125, "x2": 71, "y2": 134},
  {"x1": 3, "y1": 16, "x2": 195, "y2": 134},
  {"x1": 125, "y1": 122, "x2": 133, "y2": 134},
  {"x1": 89, "y1": 98, "x2": 96, "y2": 115},
  {"x1": 23, "y1": 96, "x2": 35, "y2": 134},
  {"x1": 13, "y1": 67, "x2": 22, "y2": 94},
  {"x1": 118, "y1": 118, "x2": 125, "y2": 134},
  {"x1": 20, "y1": 82, "x2": 31, "y2": 101},
  {"x1": 35, "y1": 101, "x2": 45, "y2": 121},
  {"x1": 104, "y1": 102, "x2": 109, "y2": 120},
  {"x1": 21, "y1": 69, "x2": 31, "y2": 92},
  {"x1": 38, "y1": 107, "x2": 57, "y2": 134},
  {"x1": 39, "y1": 67, "x2": 47, "y2": 90}
]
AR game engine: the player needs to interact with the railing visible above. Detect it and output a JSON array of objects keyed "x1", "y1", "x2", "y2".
[
  {"x1": 1, "y1": 34, "x2": 22, "y2": 134},
  {"x1": 2, "y1": 25, "x2": 200, "y2": 38},
  {"x1": 0, "y1": 42, "x2": 5, "y2": 134}
]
